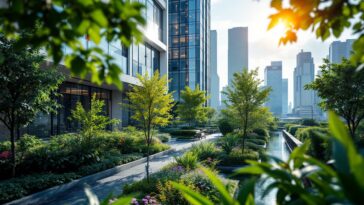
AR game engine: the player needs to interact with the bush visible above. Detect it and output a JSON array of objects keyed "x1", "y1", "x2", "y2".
[
  {"x1": 123, "y1": 168, "x2": 183, "y2": 195},
  {"x1": 156, "y1": 133, "x2": 171, "y2": 143},
  {"x1": 218, "y1": 149, "x2": 259, "y2": 166},
  {"x1": 0, "y1": 141, "x2": 10, "y2": 152},
  {"x1": 219, "y1": 134, "x2": 238, "y2": 155},
  {"x1": 218, "y1": 118, "x2": 234, "y2": 135},
  {"x1": 0, "y1": 173, "x2": 79, "y2": 204},
  {"x1": 174, "y1": 152, "x2": 198, "y2": 170},
  {"x1": 246, "y1": 138, "x2": 266, "y2": 146},
  {"x1": 288, "y1": 125, "x2": 306, "y2": 136},
  {"x1": 170, "y1": 129, "x2": 198, "y2": 137},
  {"x1": 252, "y1": 128, "x2": 269, "y2": 138},
  {"x1": 296, "y1": 127, "x2": 330, "y2": 161},
  {"x1": 190, "y1": 142, "x2": 219, "y2": 160},
  {"x1": 301, "y1": 119, "x2": 320, "y2": 126}
]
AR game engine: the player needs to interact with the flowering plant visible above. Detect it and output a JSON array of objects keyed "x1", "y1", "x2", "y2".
[
  {"x1": 0, "y1": 151, "x2": 11, "y2": 159},
  {"x1": 131, "y1": 195, "x2": 159, "y2": 205}
]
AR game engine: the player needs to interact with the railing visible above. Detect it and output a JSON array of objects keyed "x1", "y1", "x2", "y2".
[{"x1": 282, "y1": 130, "x2": 303, "y2": 152}]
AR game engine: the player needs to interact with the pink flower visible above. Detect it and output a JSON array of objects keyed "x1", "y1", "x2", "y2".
[{"x1": 0, "y1": 151, "x2": 11, "y2": 159}]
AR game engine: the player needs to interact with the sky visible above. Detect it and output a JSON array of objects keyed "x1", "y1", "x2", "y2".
[{"x1": 211, "y1": 0, "x2": 353, "y2": 105}]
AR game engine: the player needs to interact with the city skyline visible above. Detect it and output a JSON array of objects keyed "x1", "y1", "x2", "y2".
[{"x1": 211, "y1": 0, "x2": 355, "y2": 105}]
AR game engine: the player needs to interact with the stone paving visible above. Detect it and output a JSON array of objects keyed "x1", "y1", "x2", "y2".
[{"x1": 7, "y1": 133, "x2": 221, "y2": 205}]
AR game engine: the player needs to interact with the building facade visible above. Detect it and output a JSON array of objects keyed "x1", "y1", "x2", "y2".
[
  {"x1": 282, "y1": 78, "x2": 288, "y2": 116},
  {"x1": 264, "y1": 61, "x2": 283, "y2": 117},
  {"x1": 293, "y1": 50, "x2": 319, "y2": 119},
  {"x1": 168, "y1": 0, "x2": 211, "y2": 101},
  {"x1": 209, "y1": 30, "x2": 220, "y2": 110},
  {"x1": 228, "y1": 27, "x2": 248, "y2": 86},
  {"x1": 329, "y1": 39, "x2": 354, "y2": 63},
  {"x1": 9, "y1": 0, "x2": 169, "y2": 138}
]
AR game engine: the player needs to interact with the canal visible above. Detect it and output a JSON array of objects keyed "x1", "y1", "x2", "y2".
[{"x1": 255, "y1": 131, "x2": 290, "y2": 205}]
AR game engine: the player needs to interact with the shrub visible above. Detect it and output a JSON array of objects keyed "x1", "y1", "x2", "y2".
[
  {"x1": 218, "y1": 118, "x2": 234, "y2": 135},
  {"x1": 218, "y1": 149, "x2": 259, "y2": 166},
  {"x1": 296, "y1": 127, "x2": 330, "y2": 161},
  {"x1": 219, "y1": 134, "x2": 238, "y2": 155},
  {"x1": 246, "y1": 138, "x2": 266, "y2": 146},
  {"x1": 157, "y1": 180, "x2": 189, "y2": 205},
  {"x1": 0, "y1": 173, "x2": 79, "y2": 204},
  {"x1": 123, "y1": 168, "x2": 183, "y2": 195},
  {"x1": 301, "y1": 119, "x2": 320, "y2": 126},
  {"x1": 288, "y1": 125, "x2": 306, "y2": 136},
  {"x1": 252, "y1": 128, "x2": 269, "y2": 138},
  {"x1": 156, "y1": 133, "x2": 171, "y2": 143},
  {"x1": 0, "y1": 141, "x2": 10, "y2": 152},
  {"x1": 174, "y1": 152, "x2": 198, "y2": 170},
  {"x1": 190, "y1": 142, "x2": 219, "y2": 160},
  {"x1": 169, "y1": 129, "x2": 198, "y2": 137},
  {"x1": 17, "y1": 135, "x2": 45, "y2": 160}
]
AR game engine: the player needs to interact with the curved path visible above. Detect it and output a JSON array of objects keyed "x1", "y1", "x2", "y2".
[{"x1": 7, "y1": 134, "x2": 221, "y2": 205}]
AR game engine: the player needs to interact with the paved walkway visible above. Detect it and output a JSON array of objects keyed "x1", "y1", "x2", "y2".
[{"x1": 8, "y1": 134, "x2": 221, "y2": 205}]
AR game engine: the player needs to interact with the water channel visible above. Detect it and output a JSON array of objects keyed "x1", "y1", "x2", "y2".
[{"x1": 255, "y1": 131, "x2": 290, "y2": 205}]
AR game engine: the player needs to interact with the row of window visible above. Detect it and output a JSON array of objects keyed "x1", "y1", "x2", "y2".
[
  {"x1": 169, "y1": 0, "x2": 201, "y2": 13},
  {"x1": 169, "y1": 11, "x2": 200, "y2": 24},
  {"x1": 131, "y1": 43, "x2": 160, "y2": 77},
  {"x1": 169, "y1": 46, "x2": 201, "y2": 60},
  {"x1": 169, "y1": 22, "x2": 201, "y2": 36},
  {"x1": 138, "y1": 0, "x2": 164, "y2": 41}
]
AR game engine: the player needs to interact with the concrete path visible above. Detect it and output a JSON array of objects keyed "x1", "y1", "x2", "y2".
[{"x1": 7, "y1": 133, "x2": 221, "y2": 205}]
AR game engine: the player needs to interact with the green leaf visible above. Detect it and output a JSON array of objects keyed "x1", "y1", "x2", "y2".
[
  {"x1": 91, "y1": 9, "x2": 108, "y2": 27},
  {"x1": 172, "y1": 182, "x2": 214, "y2": 205},
  {"x1": 110, "y1": 194, "x2": 135, "y2": 205},
  {"x1": 200, "y1": 167, "x2": 238, "y2": 205},
  {"x1": 237, "y1": 178, "x2": 256, "y2": 204}
]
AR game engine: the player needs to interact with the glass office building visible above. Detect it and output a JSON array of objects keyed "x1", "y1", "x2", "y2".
[
  {"x1": 168, "y1": 0, "x2": 211, "y2": 100},
  {"x1": 14, "y1": 0, "x2": 169, "y2": 138}
]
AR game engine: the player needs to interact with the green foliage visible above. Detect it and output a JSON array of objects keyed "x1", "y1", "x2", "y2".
[
  {"x1": 175, "y1": 152, "x2": 199, "y2": 171},
  {"x1": 69, "y1": 95, "x2": 120, "y2": 144},
  {"x1": 296, "y1": 127, "x2": 331, "y2": 161},
  {"x1": 156, "y1": 133, "x2": 171, "y2": 143},
  {"x1": 170, "y1": 129, "x2": 198, "y2": 137},
  {"x1": 219, "y1": 134, "x2": 238, "y2": 155},
  {"x1": 177, "y1": 86, "x2": 209, "y2": 126},
  {"x1": 174, "y1": 111, "x2": 364, "y2": 205},
  {"x1": 0, "y1": 0, "x2": 145, "y2": 88},
  {"x1": 218, "y1": 117, "x2": 235, "y2": 135},
  {"x1": 301, "y1": 118, "x2": 320, "y2": 126},
  {"x1": 288, "y1": 125, "x2": 306, "y2": 136},
  {"x1": 190, "y1": 142, "x2": 220, "y2": 161},
  {"x1": 218, "y1": 149, "x2": 259, "y2": 166},
  {"x1": 252, "y1": 128, "x2": 269, "y2": 138},
  {"x1": 0, "y1": 35, "x2": 64, "y2": 176},
  {"x1": 222, "y1": 69, "x2": 271, "y2": 152},
  {"x1": 0, "y1": 173, "x2": 79, "y2": 204},
  {"x1": 268, "y1": 0, "x2": 364, "y2": 65},
  {"x1": 127, "y1": 71, "x2": 174, "y2": 181},
  {"x1": 306, "y1": 59, "x2": 364, "y2": 138}
]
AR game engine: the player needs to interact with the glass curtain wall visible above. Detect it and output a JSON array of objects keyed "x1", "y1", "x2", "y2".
[{"x1": 168, "y1": 0, "x2": 210, "y2": 101}]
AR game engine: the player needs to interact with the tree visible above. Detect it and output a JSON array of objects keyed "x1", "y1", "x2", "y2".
[
  {"x1": 306, "y1": 58, "x2": 364, "y2": 139},
  {"x1": 127, "y1": 71, "x2": 174, "y2": 182},
  {"x1": 177, "y1": 86, "x2": 209, "y2": 127},
  {"x1": 205, "y1": 107, "x2": 216, "y2": 126},
  {"x1": 0, "y1": 36, "x2": 64, "y2": 177},
  {"x1": 268, "y1": 0, "x2": 364, "y2": 64},
  {"x1": 69, "y1": 94, "x2": 120, "y2": 146},
  {"x1": 0, "y1": 0, "x2": 145, "y2": 88},
  {"x1": 223, "y1": 69, "x2": 271, "y2": 152}
]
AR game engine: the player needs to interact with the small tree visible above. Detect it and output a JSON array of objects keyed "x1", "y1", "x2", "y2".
[
  {"x1": 127, "y1": 71, "x2": 174, "y2": 182},
  {"x1": 306, "y1": 58, "x2": 364, "y2": 139},
  {"x1": 177, "y1": 86, "x2": 209, "y2": 127},
  {"x1": 0, "y1": 36, "x2": 63, "y2": 177},
  {"x1": 223, "y1": 69, "x2": 271, "y2": 152},
  {"x1": 69, "y1": 94, "x2": 120, "y2": 145}
]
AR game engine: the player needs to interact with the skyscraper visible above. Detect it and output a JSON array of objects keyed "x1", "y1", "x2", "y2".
[
  {"x1": 168, "y1": 0, "x2": 211, "y2": 101},
  {"x1": 293, "y1": 50, "x2": 318, "y2": 119},
  {"x1": 329, "y1": 39, "x2": 354, "y2": 63},
  {"x1": 228, "y1": 27, "x2": 248, "y2": 86},
  {"x1": 210, "y1": 30, "x2": 220, "y2": 110},
  {"x1": 264, "y1": 61, "x2": 282, "y2": 116},
  {"x1": 282, "y1": 78, "x2": 288, "y2": 116}
]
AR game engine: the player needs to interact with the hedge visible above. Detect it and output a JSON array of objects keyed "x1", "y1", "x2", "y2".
[{"x1": 169, "y1": 130, "x2": 198, "y2": 137}]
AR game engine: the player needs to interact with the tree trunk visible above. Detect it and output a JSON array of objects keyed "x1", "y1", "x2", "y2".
[
  {"x1": 10, "y1": 126, "x2": 16, "y2": 177},
  {"x1": 16, "y1": 125, "x2": 20, "y2": 140},
  {"x1": 146, "y1": 137, "x2": 150, "y2": 183}
]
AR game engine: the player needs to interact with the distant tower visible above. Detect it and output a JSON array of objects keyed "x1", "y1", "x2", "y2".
[
  {"x1": 210, "y1": 30, "x2": 220, "y2": 110},
  {"x1": 264, "y1": 61, "x2": 283, "y2": 116},
  {"x1": 329, "y1": 39, "x2": 354, "y2": 63},
  {"x1": 293, "y1": 50, "x2": 318, "y2": 119},
  {"x1": 228, "y1": 27, "x2": 248, "y2": 86},
  {"x1": 282, "y1": 79, "x2": 288, "y2": 116}
]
